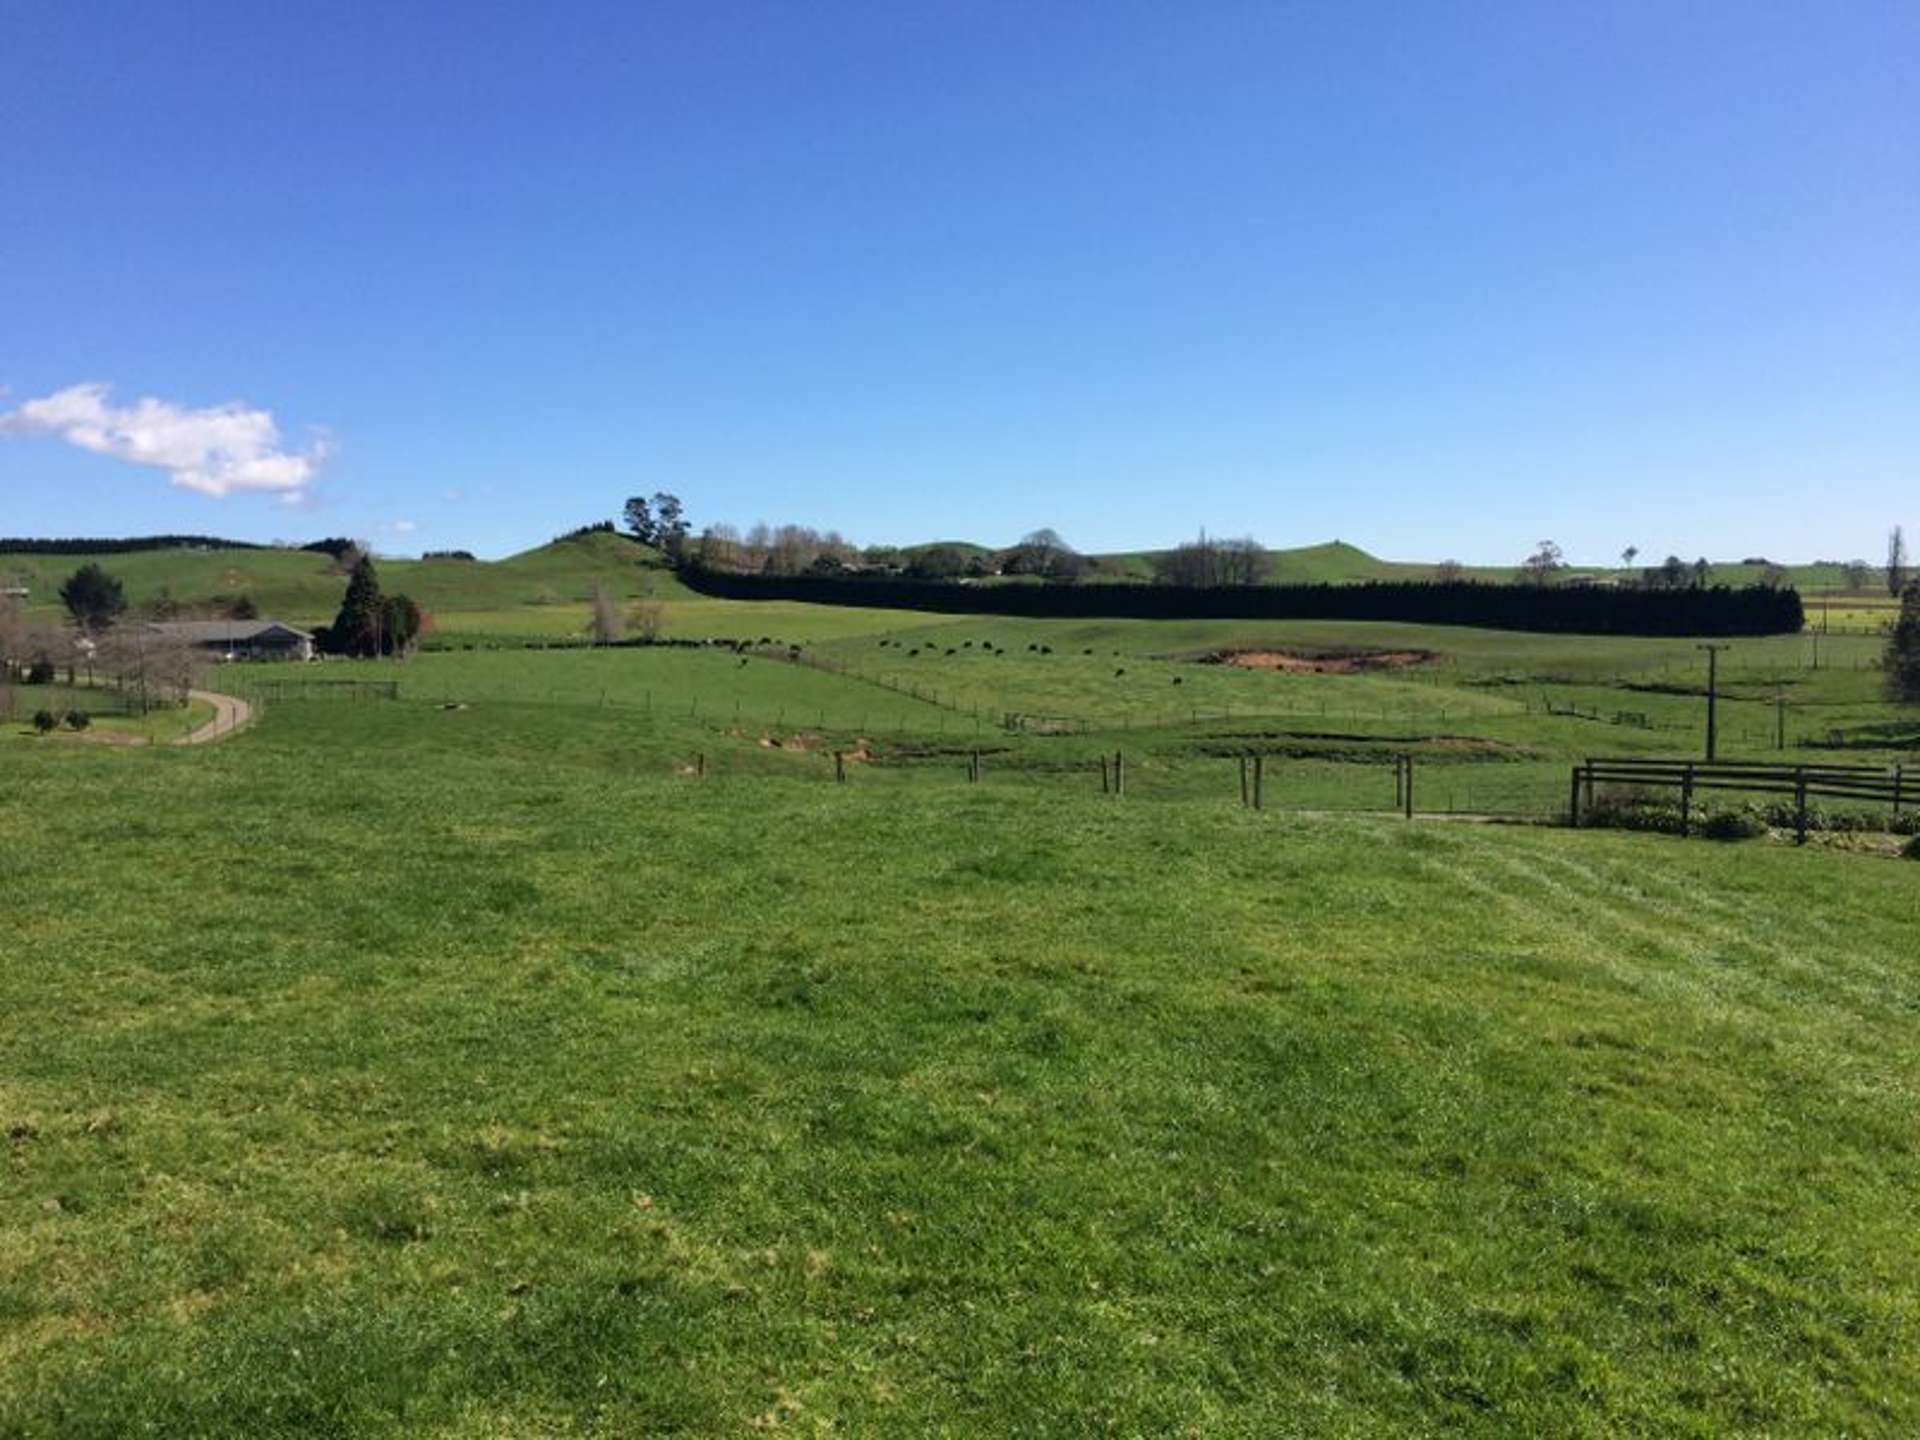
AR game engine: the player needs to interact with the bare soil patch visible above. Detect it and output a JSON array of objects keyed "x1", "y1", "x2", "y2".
[{"x1": 1204, "y1": 649, "x2": 1434, "y2": 674}]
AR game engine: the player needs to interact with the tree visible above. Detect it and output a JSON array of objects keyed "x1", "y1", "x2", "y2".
[
  {"x1": 1843, "y1": 559, "x2": 1873, "y2": 590},
  {"x1": 1519, "y1": 540, "x2": 1566, "y2": 585},
  {"x1": 1620, "y1": 546, "x2": 1639, "y2": 569},
  {"x1": 696, "y1": 524, "x2": 740, "y2": 571},
  {"x1": 59, "y1": 563, "x2": 126, "y2": 632},
  {"x1": 587, "y1": 583, "x2": 625, "y2": 645},
  {"x1": 1693, "y1": 557, "x2": 1712, "y2": 589},
  {"x1": 0, "y1": 594, "x2": 25, "y2": 678},
  {"x1": 323, "y1": 555, "x2": 385, "y2": 656},
  {"x1": 229, "y1": 594, "x2": 260, "y2": 620},
  {"x1": 1758, "y1": 563, "x2": 1788, "y2": 589},
  {"x1": 1652, "y1": 554, "x2": 1689, "y2": 590},
  {"x1": 1886, "y1": 581, "x2": 1920, "y2": 703},
  {"x1": 1001, "y1": 528, "x2": 1089, "y2": 580},
  {"x1": 1152, "y1": 532, "x2": 1269, "y2": 587},
  {"x1": 622, "y1": 496, "x2": 656, "y2": 545},
  {"x1": 1433, "y1": 559, "x2": 1466, "y2": 582},
  {"x1": 381, "y1": 595, "x2": 422, "y2": 657},
  {"x1": 908, "y1": 545, "x2": 970, "y2": 579},
  {"x1": 651, "y1": 493, "x2": 688, "y2": 561},
  {"x1": 1890, "y1": 526, "x2": 1910, "y2": 598},
  {"x1": 95, "y1": 625, "x2": 200, "y2": 714},
  {"x1": 322, "y1": 540, "x2": 368, "y2": 576},
  {"x1": 629, "y1": 598, "x2": 667, "y2": 643}
]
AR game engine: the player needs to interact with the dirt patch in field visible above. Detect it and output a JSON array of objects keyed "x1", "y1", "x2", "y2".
[
  {"x1": 759, "y1": 733, "x2": 826, "y2": 751},
  {"x1": 1205, "y1": 649, "x2": 1434, "y2": 674},
  {"x1": 1194, "y1": 729, "x2": 1536, "y2": 762}
]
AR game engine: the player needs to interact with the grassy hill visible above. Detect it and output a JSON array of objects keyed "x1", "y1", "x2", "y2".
[
  {"x1": 3, "y1": 535, "x2": 1894, "y2": 655},
  {"x1": 1, "y1": 532, "x2": 688, "y2": 630}
]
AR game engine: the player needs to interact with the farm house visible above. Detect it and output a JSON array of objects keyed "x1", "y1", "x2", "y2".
[{"x1": 145, "y1": 619, "x2": 316, "y2": 662}]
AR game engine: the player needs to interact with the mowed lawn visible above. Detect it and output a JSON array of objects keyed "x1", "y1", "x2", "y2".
[{"x1": 3, "y1": 689, "x2": 1918, "y2": 1438}]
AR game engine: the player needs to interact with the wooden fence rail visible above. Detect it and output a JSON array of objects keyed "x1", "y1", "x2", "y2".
[{"x1": 1570, "y1": 757, "x2": 1908, "y2": 843}]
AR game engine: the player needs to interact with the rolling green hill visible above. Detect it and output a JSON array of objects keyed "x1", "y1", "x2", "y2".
[
  {"x1": 2, "y1": 534, "x2": 1887, "y2": 651},
  {"x1": 1, "y1": 532, "x2": 689, "y2": 629}
]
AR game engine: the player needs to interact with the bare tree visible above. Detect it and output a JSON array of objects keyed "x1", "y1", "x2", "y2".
[
  {"x1": 742, "y1": 522, "x2": 772, "y2": 573},
  {"x1": 629, "y1": 599, "x2": 667, "y2": 643},
  {"x1": 1890, "y1": 525, "x2": 1910, "y2": 598},
  {"x1": 587, "y1": 583, "x2": 625, "y2": 645},
  {"x1": 1151, "y1": 532, "x2": 1269, "y2": 587},
  {"x1": 1841, "y1": 559, "x2": 1872, "y2": 591},
  {"x1": 696, "y1": 524, "x2": 741, "y2": 570},
  {"x1": 0, "y1": 595, "x2": 25, "y2": 681},
  {"x1": 1519, "y1": 540, "x2": 1566, "y2": 585},
  {"x1": 96, "y1": 626, "x2": 203, "y2": 715},
  {"x1": 1433, "y1": 559, "x2": 1466, "y2": 582}
]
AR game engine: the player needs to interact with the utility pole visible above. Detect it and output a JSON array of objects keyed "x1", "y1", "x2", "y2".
[{"x1": 1698, "y1": 643, "x2": 1730, "y2": 761}]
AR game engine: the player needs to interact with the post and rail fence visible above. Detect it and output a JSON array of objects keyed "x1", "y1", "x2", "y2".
[{"x1": 1569, "y1": 757, "x2": 1908, "y2": 843}]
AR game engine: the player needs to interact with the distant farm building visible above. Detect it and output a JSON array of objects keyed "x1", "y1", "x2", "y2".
[
  {"x1": 147, "y1": 620, "x2": 316, "y2": 662},
  {"x1": 1, "y1": 585, "x2": 27, "y2": 599}
]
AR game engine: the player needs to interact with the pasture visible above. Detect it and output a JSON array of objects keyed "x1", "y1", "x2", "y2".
[{"x1": 4, "y1": 582, "x2": 1917, "y2": 1436}]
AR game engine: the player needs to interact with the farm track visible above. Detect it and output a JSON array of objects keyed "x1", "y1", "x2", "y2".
[{"x1": 177, "y1": 688, "x2": 252, "y2": 745}]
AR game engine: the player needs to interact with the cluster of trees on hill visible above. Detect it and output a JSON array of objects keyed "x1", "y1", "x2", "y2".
[
  {"x1": 678, "y1": 567, "x2": 1805, "y2": 637},
  {"x1": 1151, "y1": 533, "x2": 1271, "y2": 586}
]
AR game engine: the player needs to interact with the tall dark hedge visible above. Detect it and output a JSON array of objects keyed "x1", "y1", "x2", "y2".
[
  {"x1": 0, "y1": 535, "x2": 267, "y2": 556},
  {"x1": 677, "y1": 567, "x2": 1803, "y2": 637}
]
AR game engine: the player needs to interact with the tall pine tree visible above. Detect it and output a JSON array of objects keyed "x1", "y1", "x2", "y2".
[
  {"x1": 325, "y1": 555, "x2": 384, "y2": 656},
  {"x1": 1886, "y1": 581, "x2": 1920, "y2": 704}
]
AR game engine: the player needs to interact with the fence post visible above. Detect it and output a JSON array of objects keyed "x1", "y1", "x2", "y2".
[
  {"x1": 1569, "y1": 766, "x2": 1583, "y2": 826},
  {"x1": 696, "y1": 752, "x2": 705, "y2": 778},
  {"x1": 1403, "y1": 755, "x2": 1414, "y2": 819},
  {"x1": 1100, "y1": 754, "x2": 1110, "y2": 793},
  {"x1": 1895, "y1": 765, "x2": 1905, "y2": 817},
  {"x1": 1680, "y1": 763, "x2": 1693, "y2": 837},
  {"x1": 1254, "y1": 754, "x2": 1264, "y2": 811},
  {"x1": 1795, "y1": 768, "x2": 1809, "y2": 845},
  {"x1": 1239, "y1": 755, "x2": 1249, "y2": 807},
  {"x1": 835, "y1": 751, "x2": 846, "y2": 783},
  {"x1": 1115, "y1": 750, "x2": 1125, "y2": 796}
]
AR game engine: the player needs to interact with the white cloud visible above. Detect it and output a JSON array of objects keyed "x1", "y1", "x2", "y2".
[
  {"x1": 389, "y1": 519, "x2": 417, "y2": 533},
  {"x1": 0, "y1": 382, "x2": 330, "y2": 501}
]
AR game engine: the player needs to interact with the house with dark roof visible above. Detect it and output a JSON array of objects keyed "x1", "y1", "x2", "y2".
[{"x1": 146, "y1": 619, "x2": 316, "y2": 662}]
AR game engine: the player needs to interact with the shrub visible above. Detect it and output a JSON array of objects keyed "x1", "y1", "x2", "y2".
[
  {"x1": 1759, "y1": 801, "x2": 1903, "y2": 835},
  {"x1": 65, "y1": 711, "x2": 91, "y2": 732},
  {"x1": 1582, "y1": 786, "x2": 1685, "y2": 834},
  {"x1": 1904, "y1": 835, "x2": 1920, "y2": 861},
  {"x1": 1700, "y1": 806, "x2": 1767, "y2": 841},
  {"x1": 32, "y1": 709, "x2": 58, "y2": 735},
  {"x1": 25, "y1": 658, "x2": 54, "y2": 685}
]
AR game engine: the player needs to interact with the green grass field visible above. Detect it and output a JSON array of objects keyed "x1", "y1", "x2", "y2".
[{"x1": 4, "y1": 548, "x2": 1918, "y2": 1434}]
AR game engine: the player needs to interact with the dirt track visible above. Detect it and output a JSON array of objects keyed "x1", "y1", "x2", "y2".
[{"x1": 177, "y1": 689, "x2": 252, "y2": 745}]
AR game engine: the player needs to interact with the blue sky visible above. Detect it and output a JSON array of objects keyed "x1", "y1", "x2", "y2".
[{"x1": 3, "y1": 1, "x2": 1914, "y2": 563}]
